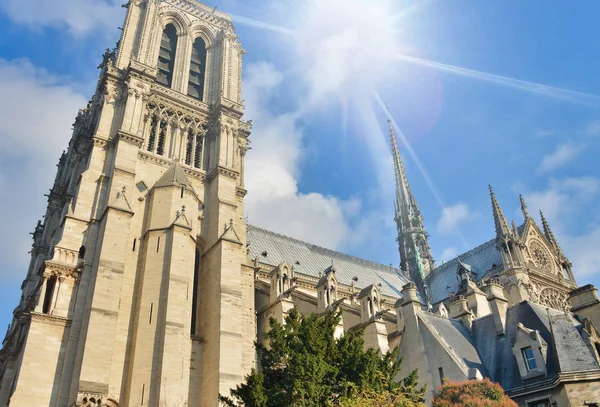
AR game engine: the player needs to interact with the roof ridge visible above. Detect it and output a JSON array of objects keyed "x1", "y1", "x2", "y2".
[{"x1": 247, "y1": 224, "x2": 400, "y2": 274}]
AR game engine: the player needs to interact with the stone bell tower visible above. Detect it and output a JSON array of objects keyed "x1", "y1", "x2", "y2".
[{"x1": 0, "y1": 1, "x2": 255, "y2": 406}]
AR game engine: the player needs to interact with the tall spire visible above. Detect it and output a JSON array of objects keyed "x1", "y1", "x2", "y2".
[
  {"x1": 540, "y1": 210, "x2": 564, "y2": 256},
  {"x1": 489, "y1": 185, "x2": 511, "y2": 239},
  {"x1": 389, "y1": 119, "x2": 435, "y2": 301},
  {"x1": 519, "y1": 194, "x2": 530, "y2": 220}
]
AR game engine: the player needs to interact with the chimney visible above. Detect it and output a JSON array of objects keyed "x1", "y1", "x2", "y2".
[
  {"x1": 448, "y1": 296, "x2": 474, "y2": 330},
  {"x1": 569, "y1": 285, "x2": 600, "y2": 330},
  {"x1": 466, "y1": 281, "x2": 491, "y2": 318},
  {"x1": 485, "y1": 281, "x2": 508, "y2": 335}
]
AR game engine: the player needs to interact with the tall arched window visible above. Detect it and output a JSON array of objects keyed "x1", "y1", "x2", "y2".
[
  {"x1": 187, "y1": 37, "x2": 207, "y2": 100},
  {"x1": 157, "y1": 24, "x2": 178, "y2": 87}
]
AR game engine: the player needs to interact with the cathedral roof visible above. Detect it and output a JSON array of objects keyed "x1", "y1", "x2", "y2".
[
  {"x1": 426, "y1": 224, "x2": 526, "y2": 304},
  {"x1": 426, "y1": 238, "x2": 502, "y2": 304},
  {"x1": 154, "y1": 161, "x2": 192, "y2": 189},
  {"x1": 418, "y1": 311, "x2": 489, "y2": 377},
  {"x1": 247, "y1": 225, "x2": 410, "y2": 298}
]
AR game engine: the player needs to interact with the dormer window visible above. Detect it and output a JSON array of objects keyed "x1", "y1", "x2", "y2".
[
  {"x1": 522, "y1": 347, "x2": 537, "y2": 371},
  {"x1": 512, "y1": 323, "x2": 547, "y2": 380}
]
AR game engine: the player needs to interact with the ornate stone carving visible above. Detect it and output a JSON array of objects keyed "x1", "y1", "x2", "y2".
[
  {"x1": 529, "y1": 240, "x2": 554, "y2": 274},
  {"x1": 538, "y1": 287, "x2": 569, "y2": 311}
]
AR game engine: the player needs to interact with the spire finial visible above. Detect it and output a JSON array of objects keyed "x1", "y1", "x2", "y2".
[
  {"x1": 520, "y1": 194, "x2": 530, "y2": 219},
  {"x1": 489, "y1": 185, "x2": 511, "y2": 238}
]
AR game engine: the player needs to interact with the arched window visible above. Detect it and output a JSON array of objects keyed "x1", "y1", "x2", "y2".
[
  {"x1": 184, "y1": 129, "x2": 204, "y2": 170},
  {"x1": 78, "y1": 245, "x2": 86, "y2": 260},
  {"x1": 157, "y1": 24, "x2": 178, "y2": 87},
  {"x1": 43, "y1": 276, "x2": 58, "y2": 314},
  {"x1": 187, "y1": 37, "x2": 207, "y2": 100},
  {"x1": 156, "y1": 119, "x2": 168, "y2": 156},
  {"x1": 147, "y1": 115, "x2": 158, "y2": 152}
]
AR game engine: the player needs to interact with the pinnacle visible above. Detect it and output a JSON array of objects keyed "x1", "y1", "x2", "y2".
[{"x1": 489, "y1": 185, "x2": 511, "y2": 238}]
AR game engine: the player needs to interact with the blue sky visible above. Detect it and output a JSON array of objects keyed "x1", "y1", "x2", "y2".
[{"x1": 0, "y1": 0, "x2": 599, "y2": 332}]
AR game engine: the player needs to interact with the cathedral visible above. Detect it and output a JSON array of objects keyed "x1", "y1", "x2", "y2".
[{"x1": 1, "y1": 1, "x2": 599, "y2": 406}]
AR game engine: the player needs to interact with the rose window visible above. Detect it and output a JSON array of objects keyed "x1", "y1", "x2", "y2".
[{"x1": 530, "y1": 241, "x2": 552, "y2": 271}]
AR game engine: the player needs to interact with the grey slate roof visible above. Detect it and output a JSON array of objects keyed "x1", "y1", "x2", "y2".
[
  {"x1": 472, "y1": 301, "x2": 600, "y2": 391},
  {"x1": 426, "y1": 238, "x2": 502, "y2": 304},
  {"x1": 419, "y1": 311, "x2": 489, "y2": 377},
  {"x1": 247, "y1": 225, "x2": 410, "y2": 298},
  {"x1": 426, "y1": 224, "x2": 529, "y2": 304}
]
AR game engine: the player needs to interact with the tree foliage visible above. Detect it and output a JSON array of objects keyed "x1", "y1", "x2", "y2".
[
  {"x1": 432, "y1": 379, "x2": 517, "y2": 407},
  {"x1": 220, "y1": 307, "x2": 425, "y2": 407}
]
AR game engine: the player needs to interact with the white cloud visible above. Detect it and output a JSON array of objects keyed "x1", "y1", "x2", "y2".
[
  {"x1": 436, "y1": 203, "x2": 475, "y2": 236},
  {"x1": 537, "y1": 143, "x2": 581, "y2": 174},
  {"x1": 524, "y1": 177, "x2": 600, "y2": 278},
  {"x1": 0, "y1": 59, "x2": 87, "y2": 275},
  {"x1": 244, "y1": 62, "x2": 362, "y2": 250},
  {"x1": 524, "y1": 177, "x2": 599, "y2": 222},
  {"x1": 586, "y1": 120, "x2": 600, "y2": 136},
  {"x1": 0, "y1": 0, "x2": 123, "y2": 35},
  {"x1": 290, "y1": 0, "x2": 401, "y2": 107}
]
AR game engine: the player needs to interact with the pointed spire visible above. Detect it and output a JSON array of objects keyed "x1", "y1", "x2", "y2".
[
  {"x1": 520, "y1": 194, "x2": 530, "y2": 219},
  {"x1": 389, "y1": 119, "x2": 410, "y2": 218},
  {"x1": 388, "y1": 118, "x2": 435, "y2": 301},
  {"x1": 539, "y1": 210, "x2": 560, "y2": 249},
  {"x1": 489, "y1": 185, "x2": 511, "y2": 239}
]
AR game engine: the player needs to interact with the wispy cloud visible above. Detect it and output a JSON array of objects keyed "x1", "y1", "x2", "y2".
[
  {"x1": 524, "y1": 177, "x2": 600, "y2": 278},
  {"x1": 436, "y1": 203, "x2": 476, "y2": 236},
  {"x1": 0, "y1": 0, "x2": 123, "y2": 35},
  {"x1": 537, "y1": 143, "x2": 582, "y2": 174},
  {"x1": 0, "y1": 59, "x2": 87, "y2": 276},
  {"x1": 586, "y1": 120, "x2": 600, "y2": 136}
]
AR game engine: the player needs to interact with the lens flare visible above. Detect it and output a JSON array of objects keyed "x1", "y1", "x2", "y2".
[{"x1": 396, "y1": 54, "x2": 600, "y2": 107}]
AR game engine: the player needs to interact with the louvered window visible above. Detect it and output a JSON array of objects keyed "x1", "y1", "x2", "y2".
[
  {"x1": 157, "y1": 24, "x2": 178, "y2": 87},
  {"x1": 187, "y1": 37, "x2": 207, "y2": 100}
]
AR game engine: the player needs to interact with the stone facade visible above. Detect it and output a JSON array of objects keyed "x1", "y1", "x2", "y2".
[{"x1": 1, "y1": 1, "x2": 599, "y2": 407}]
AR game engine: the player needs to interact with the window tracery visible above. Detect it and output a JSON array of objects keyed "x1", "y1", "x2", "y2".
[{"x1": 538, "y1": 287, "x2": 568, "y2": 310}]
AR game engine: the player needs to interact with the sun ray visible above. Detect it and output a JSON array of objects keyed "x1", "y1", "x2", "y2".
[
  {"x1": 373, "y1": 91, "x2": 471, "y2": 250},
  {"x1": 396, "y1": 54, "x2": 600, "y2": 107},
  {"x1": 229, "y1": 14, "x2": 294, "y2": 35}
]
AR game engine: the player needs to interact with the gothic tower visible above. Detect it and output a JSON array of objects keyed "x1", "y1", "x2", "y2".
[
  {"x1": 0, "y1": 1, "x2": 254, "y2": 406},
  {"x1": 389, "y1": 120, "x2": 435, "y2": 301}
]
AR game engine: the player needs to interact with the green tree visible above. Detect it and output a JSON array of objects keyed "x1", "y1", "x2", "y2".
[
  {"x1": 432, "y1": 379, "x2": 517, "y2": 407},
  {"x1": 220, "y1": 307, "x2": 425, "y2": 407}
]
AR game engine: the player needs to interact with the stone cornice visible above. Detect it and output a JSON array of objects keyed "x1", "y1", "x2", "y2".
[
  {"x1": 30, "y1": 312, "x2": 72, "y2": 327},
  {"x1": 505, "y1": 370, "x2": 600, "y2": 397},
  {"x1": 151, "y1": 84, "x2": 210, "y2": 116},
  {"x1": 138, "y1": 151, "x2": 206, "y2": 181},
  {"x1": 163, "y1": 0, "x2": 233, "y2": 29},
  {"x1": 115, "y1": 130, "x2": 144, "y2": 147},
  {"x1": 207, "y1": 165, "x2": 239, "y2": 182},
  {"x1": 235, "y1": 187, "x2": 247, "y2": 198}
]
